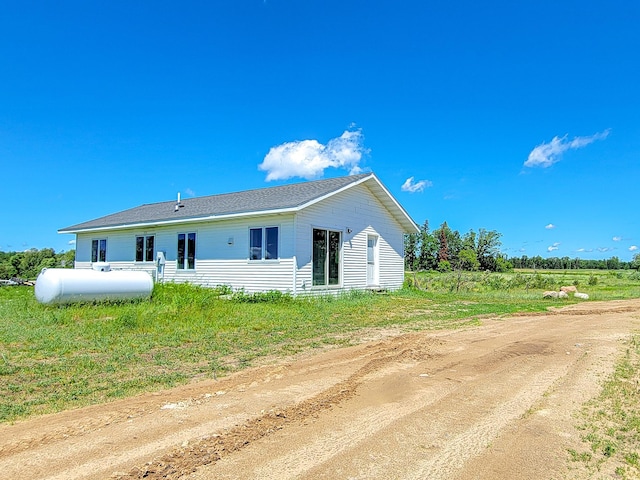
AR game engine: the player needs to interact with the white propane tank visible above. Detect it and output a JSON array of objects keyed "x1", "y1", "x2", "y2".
[{"x1": 35, "y1": 268, "x2": 154, "y2": 305}]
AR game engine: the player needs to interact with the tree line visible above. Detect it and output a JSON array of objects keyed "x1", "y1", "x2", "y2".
[
  {"x1": 404, "y1": 220, "x2": 511, "y2": 272},
  {"x1": 0, "y1": 249, "x2": 75, "y2": 280},
  {"x1": 508, "y1": 255, "x2": 637, "y2": 271},
  {"x1": 405, "y1": 220, "x2": 640, "y2": 272}
]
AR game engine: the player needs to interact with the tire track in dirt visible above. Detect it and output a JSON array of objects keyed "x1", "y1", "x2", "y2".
[
  {"x1": 0, "y1": 339, "x2": 399, "y2": 480},
  {"x1": 406, "y1": 365, "x2": 570, "y2": 480},
  {"x1": 119, "y1": 336, "x2": 444, "y2": 479},
  {"x1": 188, "y1": 302, "x2": 639, "y2": 479},
  {"x1": 249, "y1": 348, "x2": 562, "y2": 479}
]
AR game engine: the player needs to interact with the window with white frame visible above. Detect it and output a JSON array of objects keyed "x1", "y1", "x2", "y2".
[
  {"x1": 91, "y1": 239, "x2": 107, "y2": 263},
  {"x1": 177, "y1": 233, "x2": 196, "y2": 270},
  {"x1": 135, "y1": 235, "x2": 155, "y2": 262},
  {"x1": 249, "y1": 227, "x2": 278, "y2": 260}
]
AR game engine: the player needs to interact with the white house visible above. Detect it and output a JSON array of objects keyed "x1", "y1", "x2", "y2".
[{"x1": 59, "y1": 173, "x2": 419, "y2": 294}]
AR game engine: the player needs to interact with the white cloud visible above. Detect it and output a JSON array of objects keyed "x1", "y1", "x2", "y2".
[
  {"x1": 545, "y1": 223, "x2": 556, "y2": 230},
  {"x1": 259, "y1": 129, "x2": 369, "y2": 181},
  {"x1": 68, "y1": 239, "x2": 76, "y2": 246},
  {"x1": 597, "y1": 247, "x2": 613, "y2": 252},
  {"x1": 185, "y1": 188, "x2": 196, "y2": 197},
  {"x1": 524, "y1": 129, "x2": 610, "y2": 168},
  {"x1": 629, "y1": 245, "x2": 638, "y2": 252},
  {"x1": 613, "y1": 236, "x2": 622, "y2": 241},
  {"x1": 547, "y1": 242, "x2": 560, "y2": 252},
  {"x1": 401, "y1": 176, "x2": 433, "y2": 193}
]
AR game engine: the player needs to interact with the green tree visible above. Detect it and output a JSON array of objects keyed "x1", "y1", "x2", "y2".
[
  {"x1": 404, "y1": 234, "x2": 418, "y2": 271},
  {"x1": 406, "y1": 221, "x2": 509, "y2": 272},
  {"x1": 433, "y1": 221, "x2": 465, "y2": 266},
  {"x1": 495, "y1": 255, "x2": 513, "y2": 272},
  {"x1": 462, "y1": 229, "x2": 477, "y2": 251},
  {"x1": 446, "y1": 228, "x2": 463, "y2": 264},
  {"x1": 10, "y1": 253, "x2": 23, "y2": 275},
  {"x1": 606, "y1": 256, "x2": 620, "y2": 270},
  {"x1": 632, "y1": 253, "x2": 640, "y2": 270},
  {"x1": 0, "y1": 248, "x2": 63, "y2": 279},
  {"x1": 457, "y1": 248, "x2": 480, "y2": 271},
  {"x1": 57, "y1": 249, "x2": 76, "y2": 268},
  {"x1": 437, "y1": 260, "x2": 451, "y2": 272},
  {"x1": 438, "y1": 222, "x2": 449, "y2": 262},
  {"x1": 0, "y1": 262, "x2": 17, "y2": 279},
  {"x1": 18, "y1": 248, "x2": 56, "y2": 279},
  {"x1": 476, "y1": 229, "x2": 502, "y2": 271},
  {"x1": 417, "y1": 220, "x2": 438, "y2": 271}
]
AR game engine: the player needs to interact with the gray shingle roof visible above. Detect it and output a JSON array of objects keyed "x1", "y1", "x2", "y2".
[{"x1": 60, "y1": 174, "x2": 376, "y2": 232}]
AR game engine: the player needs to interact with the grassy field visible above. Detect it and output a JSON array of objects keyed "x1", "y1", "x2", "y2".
[
  {"x1": 1, "y1": 269, "x2": 639, "y2": 424},
  {"x1": 569, "y1": 334, "x2": 640, "y2": 479}
]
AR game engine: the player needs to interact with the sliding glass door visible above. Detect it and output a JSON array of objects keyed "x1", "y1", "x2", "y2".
[{"x1": 313, "y1": 228, "x2": 341, "y2": 286}]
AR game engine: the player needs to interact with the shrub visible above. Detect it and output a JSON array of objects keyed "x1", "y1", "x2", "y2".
[
  {"x1": 480, "y1": 272, "x2": 507, "y2": 290},
  {"x1": 212, "y1": 284, "x2": 233, "y2": 295},
  {"x1": 508, "y1": 273, "x2": 528, "y2": 289},
  {"x1": 437, "y1": 260, "x2": 452, "y2": 273},
  {"x1": 495, "y1": 257, "x2": 513, "y2": 273},
  {"x1": 231, "y1": 290, "x2": 293, "y2": 303}
]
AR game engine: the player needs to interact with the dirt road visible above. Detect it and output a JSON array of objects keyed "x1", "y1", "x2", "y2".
[{"x1": 1, "y1": 299, "x2": 639, "y2": 479}]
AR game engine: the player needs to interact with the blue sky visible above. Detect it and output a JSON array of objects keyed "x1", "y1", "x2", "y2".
[{"x1": 1, "y1": 1, "x2": 638, "y2": 260}]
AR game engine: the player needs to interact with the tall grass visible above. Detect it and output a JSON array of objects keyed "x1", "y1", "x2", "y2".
[
  {"x1": 405, "y1": 269, "x2": 640, "y2": 300},
  {"x1": 1, "y1": 269, "x2": 638, "y2": 422}
]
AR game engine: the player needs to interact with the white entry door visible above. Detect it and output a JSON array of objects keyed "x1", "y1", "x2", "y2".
[{"x1": 367, "y1": 235, "x2": 378, "y2": 285}]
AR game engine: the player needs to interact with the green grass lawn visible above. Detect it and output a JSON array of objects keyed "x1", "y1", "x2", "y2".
[{"x1": 1, "y1": 269, "x2": 639, "y2": 423}]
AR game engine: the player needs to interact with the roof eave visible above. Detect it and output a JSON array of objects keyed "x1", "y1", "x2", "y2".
[
  {"x1": 59, "y1": 173, "x2": 419, "y2": 235},
  {"x1": 58, "y1": 206, "x2": 298, "y2": 234},
  {"x1": 364, "y1": 175, "x2": 420, "y2": 233}
]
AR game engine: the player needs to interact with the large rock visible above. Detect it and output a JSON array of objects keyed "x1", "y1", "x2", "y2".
[
  {"x1": 560, "y1": 285, "x2": 578, "y2": 293},
  {"x1": 543, "y1": 291, "x2": 569, "y2": 299}
]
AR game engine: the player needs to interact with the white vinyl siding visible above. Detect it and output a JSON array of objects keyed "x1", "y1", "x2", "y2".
[
  {"x1": 72, "y1": 182, "x2": 407, "y2": 294},
  {"x1": 74, "y1": 215, "x2": 295, "y2": 293},
  {"x1": 295, "y1": 183, "x2": 405, "y2": 293}
]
